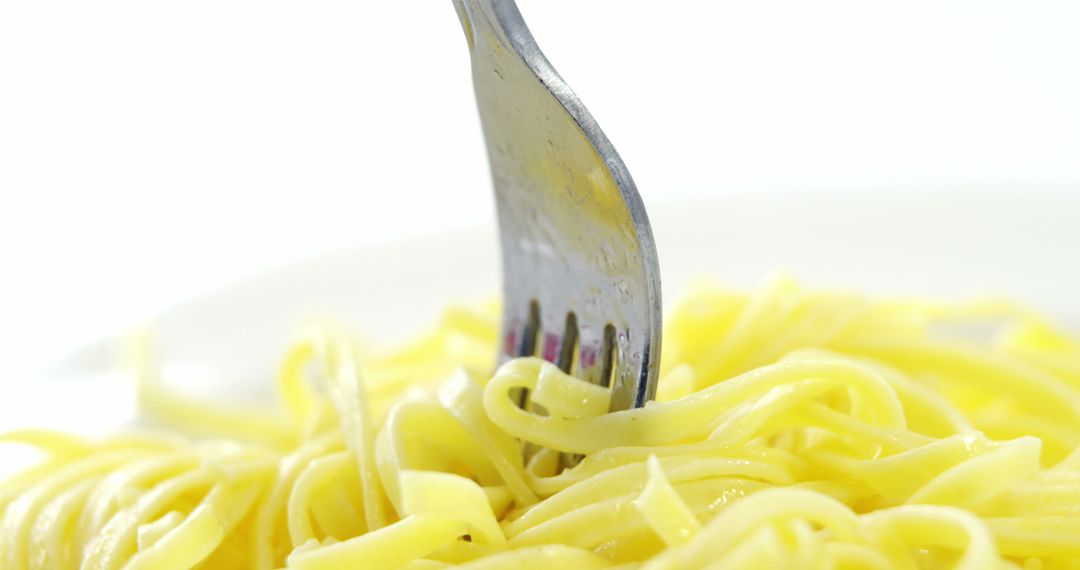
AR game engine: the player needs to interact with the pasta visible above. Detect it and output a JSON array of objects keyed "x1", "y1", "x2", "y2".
[{"x1": 3, "y1": 275, "x2": 1080, "y2": 569}]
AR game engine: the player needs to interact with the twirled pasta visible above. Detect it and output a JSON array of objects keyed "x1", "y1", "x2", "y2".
[{"x1": 2, "y1": 276, "x2": 1080, "y2": 568}]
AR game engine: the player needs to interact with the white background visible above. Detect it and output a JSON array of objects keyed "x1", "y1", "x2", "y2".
[{"x1": 2, "y1": 0, "x2": 1079, "y2": 381}]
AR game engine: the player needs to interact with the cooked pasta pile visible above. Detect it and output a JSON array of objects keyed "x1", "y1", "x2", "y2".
[{"x1": 3, "y1": 275, "x2": 1080, "y2": 569}]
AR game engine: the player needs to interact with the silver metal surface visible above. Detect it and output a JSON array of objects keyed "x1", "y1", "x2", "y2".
[{"x1": 451, "y1": 0, "x2": 662, "y2": 410}]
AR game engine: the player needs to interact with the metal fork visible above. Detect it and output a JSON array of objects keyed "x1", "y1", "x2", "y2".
[{"x1": 451, "y1": 0, "x2": 661, "y2": 411}]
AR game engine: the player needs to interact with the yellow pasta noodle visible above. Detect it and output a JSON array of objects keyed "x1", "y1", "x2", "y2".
[{"x1": 2, "y1": 275, "x2": 1080, "y2": 568}]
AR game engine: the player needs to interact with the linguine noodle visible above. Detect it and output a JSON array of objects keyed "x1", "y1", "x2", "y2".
[{"x1": 2, "y1": 276, "x2": 1080, "y2": 569}]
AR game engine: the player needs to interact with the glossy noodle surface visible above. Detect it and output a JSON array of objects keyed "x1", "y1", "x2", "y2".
[{"x1": 3, "y1": 276, "x2": 1080, "y2": 569}]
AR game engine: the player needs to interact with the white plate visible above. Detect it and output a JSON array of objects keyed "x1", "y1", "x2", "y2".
[{"x1": 6, "y1": 192, "x2": 1080, "y2": 435}]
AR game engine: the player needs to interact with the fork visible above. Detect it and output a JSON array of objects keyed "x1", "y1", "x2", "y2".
[{"x1": 451, "y1": 0, "x2": 662, "y2": 412}]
